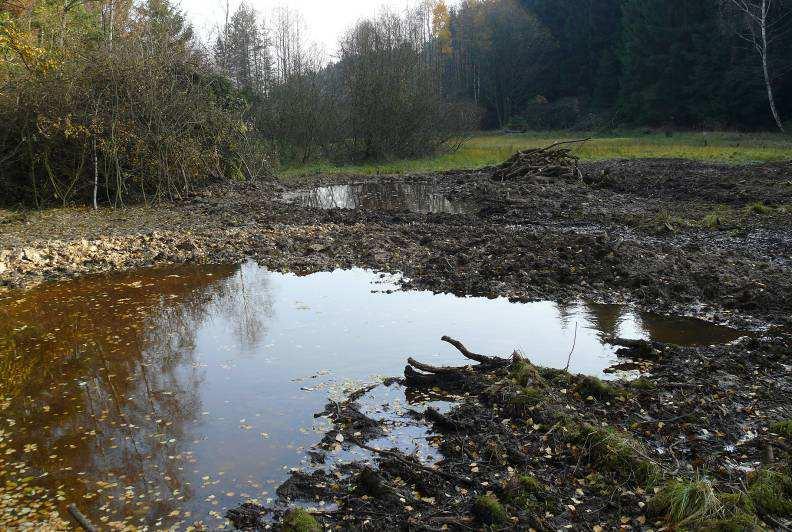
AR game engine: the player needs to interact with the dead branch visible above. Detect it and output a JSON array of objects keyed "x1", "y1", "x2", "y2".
[
  {"x1": 352, "y1": 440, "x2": 476, "y2": 487},
  {"x1": 492, "y1": 139, "x2": 589, "y2": 183},
  {"x1": 441, "y1": 335, "x2": 504, "y2": 365},
  {"x1": 68, "y1": 504, "x2": 97, "y2": 532},
  {"x1": 407, "y1": 357, "x2": 470, "y2": 374}
]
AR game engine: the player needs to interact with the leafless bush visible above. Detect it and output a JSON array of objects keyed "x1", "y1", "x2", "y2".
[{"x1": 0, "y1": 0, "x2": 272, "y2": 207}]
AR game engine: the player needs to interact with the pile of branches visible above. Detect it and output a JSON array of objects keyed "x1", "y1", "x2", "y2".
[{"x1": 492, "y1": 139, "x2": 588, "y2": 182}]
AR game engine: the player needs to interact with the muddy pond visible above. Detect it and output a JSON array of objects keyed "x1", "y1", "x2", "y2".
[
  {"x1": 283, "y1": 182, "x2": 471, "y2": 214},
  {"x1": 0, "y1": 262, "x2": 745, "y2": 528}
]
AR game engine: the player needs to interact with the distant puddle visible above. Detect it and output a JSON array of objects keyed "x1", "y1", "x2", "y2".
[
  {"x1": 284, "y1": 182, "x2": 471, "y2": 214},
  {"x1": 0, "y1": 263, "x2": 745, "y2": 528}
]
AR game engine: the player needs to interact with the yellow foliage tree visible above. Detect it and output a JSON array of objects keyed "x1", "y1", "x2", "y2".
[
  {"x1": 432, "y1": 0, "x2": 452, "y2": 56},
  {"x1": 0, "y1": 12, "x2": 55, "y2": 75}
]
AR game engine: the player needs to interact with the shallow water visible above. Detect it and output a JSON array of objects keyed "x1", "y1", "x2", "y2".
[
  {"x1": 284, "y1": 182, "x2": 471, "y2": 214},
  {"x1": 0, "y1": 263, "x2": 744, "y2": 528}
]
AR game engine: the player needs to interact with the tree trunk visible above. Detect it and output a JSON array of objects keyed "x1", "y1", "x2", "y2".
[
  {"x1": 762, "y1": 55, "x2": 784, "y2": 132},
  {"x1": 760, "y1": 6, "x2": 785, "y2": 132},
  {"x1": 92, "y1": 138, "x2": 98, "y2": 210}
]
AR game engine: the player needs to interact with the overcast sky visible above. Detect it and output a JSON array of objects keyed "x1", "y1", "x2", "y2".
[{"x1": 179, "y1": 0, "x2": 453, "y2": 59}]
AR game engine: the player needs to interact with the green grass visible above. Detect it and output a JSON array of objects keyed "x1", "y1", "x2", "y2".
[
  {"x1": 648, "y1": 477, "x2": 759, "y2": 530},
  {"x1": 749, "y1": 469, "x2": 792, "y2": 516},
  {"x1": 279, "y1": 130, "x2": 792, "y2": 180},
  {"x1": 770, "y1": 419, "x2": 792, "y2": 438},
  {"x1": 568, "y1": 423, "x2": 662, "y2": 488},
  {"x1": 575, "y1": 375, "x2": 619, "y2": 402}
]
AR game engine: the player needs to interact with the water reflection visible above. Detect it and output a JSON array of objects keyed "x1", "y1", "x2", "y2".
[
  {"x1": 580, "y1": 301, "x2": 745, "y2": 346},
  {"x1": 284, "y1": 182, "x2": 471, "y2": 214},
  {"x1": 0, "y1": 264, "x2": 745, "y2": 528}
]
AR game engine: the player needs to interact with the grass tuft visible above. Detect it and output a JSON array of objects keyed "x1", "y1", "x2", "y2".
[
  {"x1": 472, "y1": 494, "x2": 508, "y2": 525},
  {"x1": 770, "y1": 420, "x2": 792, "y2": 438},
  {"x1": 569, "y1": 424, "x2": 661, "y2": 488},
  {"x1": 648, "y1": 477, "x2": 723, "y2": 524},
  {"x1": 649, "y1": 477, "x2": 759, "y2": 530},
  {"x1": 745, "y1": 201, "x2": 775, "y2": 215},
  {"x1": 702, "y1": 211, "x2": 726, "y2": 229},
  {"x1": 748, "y1": 469, "x2": 792, "y2": 517},
  {"x1": 575, "y1": 376, "x2": 618, "y2": 402},
  {"x1": 511, "y1": 360, "x2": 544, "y2": 388}
]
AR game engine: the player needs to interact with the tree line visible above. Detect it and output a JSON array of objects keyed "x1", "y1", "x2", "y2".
[
  {"x1": 212, "y1": 3, "x2": 477, "y2": 163},
  {"x1": 514, "y1": 0, "x2": 792, "y2": 131},
  {"x1": 213, "y1": 0, "x2": 792, "y2": 151},
  {"x1": 1, "y1": 0, "x2": 790, "y2": 206}
]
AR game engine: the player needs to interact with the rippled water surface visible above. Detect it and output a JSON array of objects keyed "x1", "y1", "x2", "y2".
[
  {"x1": 0, "y1": 263, "x2": 744, "y2": 528},
  {"x1": 283, "y1": 182, "x2": 471, "y2": 214}
]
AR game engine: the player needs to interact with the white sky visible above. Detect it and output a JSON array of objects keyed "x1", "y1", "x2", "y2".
[{"x1": 179, "y1": 0, "x2": 450, "y2": 59}]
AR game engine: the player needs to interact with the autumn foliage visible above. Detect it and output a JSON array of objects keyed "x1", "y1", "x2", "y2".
[{"x1": 0, "y1": 0, "x2": 270, "y2": 207}]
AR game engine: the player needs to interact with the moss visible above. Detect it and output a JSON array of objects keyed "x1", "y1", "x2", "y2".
[
  {"x1": 355, "y1": 468, "x2": 388, "y2": 498},
  {"x1": 511, "y1": 360, "x2": 544, "y2": 388},
  {"x1": 628, "y1": 377, "x2": 656, "y2": 392},
  {"x1": 281, "y1": 508, "x2": 321, "y2": 532},
  {"x1": 700, "y1": 512, "x2": 760, "y2": 532},
  {"x1": 748, "y1": 469, "x2": 792, "y2": 517},
  {"x1": 517, "y1": 474, "x2": 542, "y2": 494},
  {"x1": 538, "y1": 366, "x2": 574, "y2": 387},
  {"x1": 514, "y1": 386, "x2": 544, "y2": 406},
  {"x1": 502, "y1": 475, "x2": 558, "y2": 514},
  {"x1": 472, "y1": 494, "x2": 508, "y2": 525},
  {"x1": 570, "y1": 424, "x2": 661, "y2": 488},
  {"x1": 717, "y1": 492, "x2": 755, "y2": 515},
  {"x1": 770, "y1": 420, "x2": 792, "y2": 439},
  {"x1": 575, "y1": 376, "x2": 618, "y2": 402},
  {"x1": 649, "y1": 478, "x2": 760, "y2": 530},
  {"x1": 584, "y1": 472, "x2": 614, "y2": 496}
]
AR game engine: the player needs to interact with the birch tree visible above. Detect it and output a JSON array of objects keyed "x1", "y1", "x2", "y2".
[{"x1": 724, "y1": 0, "x2": 790, "y2": 132}]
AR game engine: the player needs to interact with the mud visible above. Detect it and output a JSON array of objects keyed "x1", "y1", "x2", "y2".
[
  {"x1": 227, "y1": 334, "x2": 792, "y2": 531},
  {"x1": 1, "y1": 157, "x2": 792, "y2": 529},
  {"x1": 1, "y1": 159, "x2": 790, "y2": 331}
]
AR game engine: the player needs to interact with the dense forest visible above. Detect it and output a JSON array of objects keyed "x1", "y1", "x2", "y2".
[{"x1": 1, "y1": 0, "x2": 791, "y2": 205}]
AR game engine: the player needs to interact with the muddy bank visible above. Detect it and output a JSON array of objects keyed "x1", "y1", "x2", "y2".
[
  {"x1": 1, "y1": 159, "x2": 791, "y2": 331},
  {"x1": 1, "y1": 157, "x2": 791, "y2": 529},
  {"x1": 227, "y1": 334, "x2": 792, "y2": 530}
]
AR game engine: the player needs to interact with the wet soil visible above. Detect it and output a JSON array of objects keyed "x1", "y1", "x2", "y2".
[
  {"x1": 1, "y1": 157, "x2": 791, "y2": 529},
  {"x1": 1, "y1": 159, "x2": 790, "y2": 331},
  {"x1": 227, "y1": 334, "x2": 792, "y2": 531}
]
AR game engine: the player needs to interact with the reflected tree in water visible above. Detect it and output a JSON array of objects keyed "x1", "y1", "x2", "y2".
[
  {"x1": 0, "y1": 263, "x2": 274, "y2": 526},
  {"x1": 580, "y1": 301, "x2": 625, "y2": 342}
]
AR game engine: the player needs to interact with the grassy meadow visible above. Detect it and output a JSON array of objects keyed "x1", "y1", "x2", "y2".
[{"x1": 280, "y1": 130, "x2": 792, "y2": 179}]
